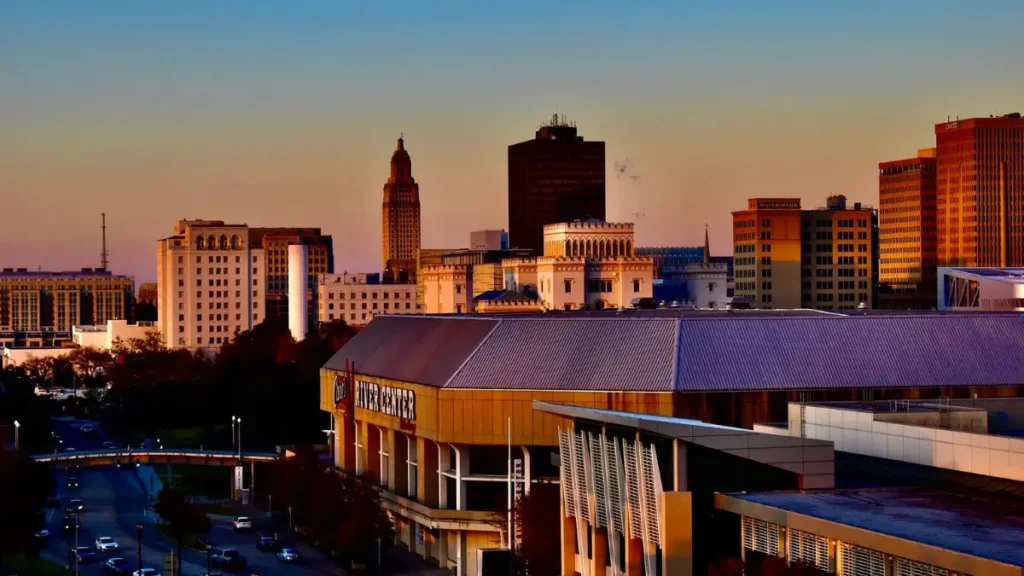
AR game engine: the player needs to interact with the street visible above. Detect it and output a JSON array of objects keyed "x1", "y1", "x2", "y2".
[{"x1": 40, "y1": 418, "x2": 344, "y2": 575}]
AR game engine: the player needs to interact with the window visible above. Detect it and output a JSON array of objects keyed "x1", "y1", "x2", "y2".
[
  {"x1": 456, "y1": 285, "x2": 463, "y2": 294},
  {"x1": 178, "y1": 314, "x2": 184, "y2": 321},
  {"x1": 632, "y1": 279, "x2": 641, "y2": 292},
  {"x1": 254, "y1": 313, "x2": 259, "y2": 321},
  {"x1": 178, "y1": 279, "x2": 184, "y2": 287},
  {"x1": 197, "y1": 314, "x2": 202, "y2": 321},
  {"x1": 564, "y1": 279, "x2": 572, "y2": 293}
]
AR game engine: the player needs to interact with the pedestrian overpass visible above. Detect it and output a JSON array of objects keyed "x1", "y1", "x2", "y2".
[{"x1": 32, "y1": 448, "x2": 278, "y2": 468}]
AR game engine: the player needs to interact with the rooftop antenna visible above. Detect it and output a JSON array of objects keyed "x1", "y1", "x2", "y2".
[{"x1": 101, "y1": 213, "x2": 109, "y2": 271}]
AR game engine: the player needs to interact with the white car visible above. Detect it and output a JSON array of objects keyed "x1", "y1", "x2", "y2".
[
  {"x1": 133, "y1": 569, "x2": 161, "y2": 576},
  {"x1": 95, "y1": 536, "x2": 118, "y2": 551},
  {"x1": 276, "y1": 548, "x2": 299, "y2": 563},
  {"x1": 232, "y1": 517, "x2": 251, "y2": 531}
]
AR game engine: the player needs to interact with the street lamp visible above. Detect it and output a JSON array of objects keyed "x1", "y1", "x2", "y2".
[
  {"x1": 237, "y1": 418, "x2": 242, "y2": 459},
  {"x1": 206, "y1": 544, "x2": 212, "y2": 575},
  {"x1": 268, "y1": 494, "x2": 272, "y2": 518},
  {"x1": 232, "y1": 415, "x2": 237, "y2": 448},
  {"x1": 74, "y1": 512, "x2": 80, "y2": 576},
  {"x1": 288, "y1": 506, "x2": 293, "y2": 533},
  {"x1": 136, "y1": 522, "x2": 143, "y2": 574},
  {"x1": 13, "y1": 420, "x2": 19, "y2": 450}
]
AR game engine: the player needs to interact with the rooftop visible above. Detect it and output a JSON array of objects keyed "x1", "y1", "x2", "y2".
[
  {"x1": 802, "y1": 400, "x2": 985, "y2": 415},
  {"x1": 942, "y1": 267, "x2": 1024, "y2": 283},
  {"x1": 323, "y1": 312, "x2": 1024, "y2": 391},
  {"x1": 726, "y1": 488, "x2": 1024, "y2": 566}
]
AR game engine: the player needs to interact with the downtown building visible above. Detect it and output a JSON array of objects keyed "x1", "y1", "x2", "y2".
[
  {"x1": 317, "y1": 272, "x2": 420, "y2": 326},
  {"x1": 936, "y1": 113, "x2": 1024, "y2": 268},
  {"x1": 878, "y1": 148, "x2": 938, "y2": 309},
  {"x1": 508, "y1": 115, "x2": 605, "y2": 254},
  {"x1": 319, "y1": 310, "x2": 1024, "y2": 576},
  {"x1": 382, "y1": 136, "x2": 422, "y2": 282},
  {"x1": 731, "y1": 197, "x2": 878, "y2": 310},
  {"x1": 156, "y1": 219, "x2": 331, "y2": 350},
  {"x1": 0, "y1": 268, "x2": 134, "y2": 347}
]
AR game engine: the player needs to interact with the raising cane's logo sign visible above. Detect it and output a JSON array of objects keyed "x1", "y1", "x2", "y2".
[{"x1": 333, "y1": 374, "x2": 348, "y2": 409}]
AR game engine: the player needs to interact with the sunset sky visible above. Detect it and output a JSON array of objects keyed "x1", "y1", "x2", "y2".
[{"x1": 3, "y1": 1, "x2": 1024, "y2": 283}]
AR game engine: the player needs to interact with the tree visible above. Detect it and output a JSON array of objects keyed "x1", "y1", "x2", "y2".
[
  {"x1": 514, "y1": 483, "x2": 561, "y2": 576},
  {"x1": 66, "y1": 346, "x2": 113, "y2": 387},
  {"x1": 0, "y1": 447, "x2": 56, "y2": 556},
  {"x1": 154, "y1": 485, "x2": 210, "y2": 573}
]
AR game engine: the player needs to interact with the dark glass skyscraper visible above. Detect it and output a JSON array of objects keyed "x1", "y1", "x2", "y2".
[{"x1": 507, "y1": 115, "x2": 605, "y2": 254}]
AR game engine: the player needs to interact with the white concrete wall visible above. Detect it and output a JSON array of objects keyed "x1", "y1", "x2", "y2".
[{"x1": 799, "y1": 405, "x2": 1024, "y2": 482}]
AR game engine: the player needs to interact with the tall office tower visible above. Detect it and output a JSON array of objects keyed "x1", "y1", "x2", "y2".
[
  {"x1": 508, "y1": 114, "x2": 605, "y2": 254},
  {"x1": 936, "y1": 113, "x2": 1024, "y2": 267},
  {"x1": 0, "y1": 268, "x2": 134, "y2": 334},
  {"x1": 731, "y1": 199, "x2": 803, "y2": 309},
  {"x1": 800, "y1": 196, "x2": 879, "y2": 310},
  {"x1": 381, "y1": 136, "x2": 421, "y2": 280},
  {"x1": 248, "y1": 228, "x2": 333, "y2": 323},
  {"x1": 879, "y1": 149, "x2": 938, "y2": 309},
  {"x1": 157, "y1": 220, "x2": 266, "y2": 350}
]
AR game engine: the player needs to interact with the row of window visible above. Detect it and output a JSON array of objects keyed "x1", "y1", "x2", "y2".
[{"x1": 326, "y1": 291, "x2": 413, "y2": 300}]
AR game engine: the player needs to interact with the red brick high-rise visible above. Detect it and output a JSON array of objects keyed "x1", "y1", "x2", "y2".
[
  {"x1": 382, "y1": 136, "x2": 421, "y2": 279},
  {"x1": 936, "y1": 113, "x2": 1024, "y2": 267},
  {"x1": 878, "y1": 148, "x2": 937, "y2": 308}
]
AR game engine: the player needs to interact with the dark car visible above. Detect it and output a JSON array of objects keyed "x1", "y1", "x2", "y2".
[
  {"x1": 67, "y1": 477, "x2": 80, "y2": 489},
  {"x1": 210, "y1": 548, "x2": 246, "y2": 570},
  {"x1": 75, "y1": 547, "x2": 97, "y2": 564},
  {"x1": 63, "y1": 515, "x2": 77, "y2": 532},
  {"x1": 255, "y1": 536, "x2": 278, "y2": 552},
  {"x1": 105, "y1": 557, "x2": 133, "y2": 574}
]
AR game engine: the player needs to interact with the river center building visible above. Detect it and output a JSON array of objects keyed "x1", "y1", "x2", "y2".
[{"x1": 319, "y1": 311, "x2": 1024, "y2": 576}]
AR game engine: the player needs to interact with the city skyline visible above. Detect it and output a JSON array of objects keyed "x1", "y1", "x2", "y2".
[{"x1": 4, "y1": 2, "x2": 1024, "y2": 282}]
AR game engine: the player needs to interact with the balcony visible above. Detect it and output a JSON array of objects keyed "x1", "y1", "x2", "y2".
[{"x1": 377, "y1": 489, "x2": 499, "y2": 533}]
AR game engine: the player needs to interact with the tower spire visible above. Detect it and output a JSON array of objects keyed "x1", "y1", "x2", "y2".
[{"x1": 703, "y1": 223, "x2": 710, "y2": 264}]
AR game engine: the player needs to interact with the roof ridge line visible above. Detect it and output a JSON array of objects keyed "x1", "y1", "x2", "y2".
[{"x1": 442, "y1": 317, "x2": 504, "y2": 388}]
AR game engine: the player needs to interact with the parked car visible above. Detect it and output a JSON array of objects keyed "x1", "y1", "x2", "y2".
[
  {"x1": 210, "y1": 548, "x2": 246, "y2": 570},
  {"x1": 95, "y1": 536, "x2": 118, "y2": 551},
  {"x1": 255, "y1": 535, "x2": 277, "y2": 552},
  {"x1": 105, "y1": 558, "x2": 133, "y2": 574},
  {"x1": 75, "y1": 547, "x2": 97, "y2": 564},
  {"x1": 276, "y1": 548, "x2": 299, "y2": 563},
  {"x1": 232, "y1": 517, "x2": 251, "y2": 531}
]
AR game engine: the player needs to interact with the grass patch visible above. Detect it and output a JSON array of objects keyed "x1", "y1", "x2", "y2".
[
  {"x1": 2, "y1": 553, "x2": 70, "y2": 576},
  {"x1": 155, "y1": 426, "x2": 207, "y2": 445}
]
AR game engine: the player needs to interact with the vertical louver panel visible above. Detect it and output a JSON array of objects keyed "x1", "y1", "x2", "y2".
[
  {"x1": 641, "y1": 445, "x2": 660, "y2": 545},
  {"x1": 789, "y1": 529, "x2": 830, "y2": 572},
  {"x1": 622, "y1": 438, "x2": 643, "y2": 539},
  {"x1": 839, "y1": 542, "x2": 885, "y2": 576},
  {"x1": 589, "y1": 433, "x2": 608, "y2": 529},
  {"x1": 573, "y1": 432, "x2": 590, "y2": 522},
  {"x1": 606, "y1": 437, "x2": 624, "y2": 535},
  {"x1": 741, "y1": 516, "x2": 780, "y2": 557},
  {"x1": 558, "y1": 429, "x2": 575, "y2": 517},
  {"x1": 893, "y1": 557, "x2": 957, "y2": 576}
]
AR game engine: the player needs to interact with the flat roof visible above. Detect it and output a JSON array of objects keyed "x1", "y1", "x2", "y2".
[
  {"x1": 942, "y1": 267, "x2": 1024, "y2": 283},
  {"x1": 727, "y1": 489, "x2": 1024, "y2": 566},
  {"x1": 801, "y1": 400, "x2": 984, "y2": 414}
]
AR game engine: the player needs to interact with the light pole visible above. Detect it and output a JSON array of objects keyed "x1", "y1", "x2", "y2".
[
  {"x1": 74, "y1": 511, "x2": 80, "y2": 576},
  {"x1": 232, "y1": 415, "x2": 237, "y2": 448},
  {"x1": 237, "y1": 417, "x2": 242, "y2": 458},
  {"x1": 268, "y1": 494, "x2": 273, "y2": 518},
  {"x1": 136, "y1": 522, "x2": 143, "y2": 574},
  {"x1": 206, "y1": 544, "x2": 212, "y2": 575},
  {"x1": 13, "y1": 420, "x2": 19, "y2": 450},
  {"x1": 288, "y1": 506, "x2": 293, "y2": 533}
]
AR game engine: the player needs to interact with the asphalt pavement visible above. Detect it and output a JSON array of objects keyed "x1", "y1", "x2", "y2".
[{"x1": 39, "y1": 417, "x2": 345, "y2": 576}]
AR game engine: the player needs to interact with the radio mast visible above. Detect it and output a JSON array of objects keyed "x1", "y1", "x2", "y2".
[{"x1": 101, "y1": 213, "x2": 109, "y2": 270}]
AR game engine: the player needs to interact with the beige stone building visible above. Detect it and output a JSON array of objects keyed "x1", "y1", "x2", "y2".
[
  {"x1": 0, "y1": 268, "x2": 133, "y2": 336},
  {"x1": 318, "y1": 273, "x2": 420, "y2": 326},
  {"x1": 156, "y1": 220, "x2": 266, "y2": 350},
  {"x1": 421, "y1": 220, "x2": 653, "y2": 314}
]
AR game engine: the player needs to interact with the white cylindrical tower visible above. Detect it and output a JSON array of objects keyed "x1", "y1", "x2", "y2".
[{"x1": 288, "y1": 244, "x2": 309, "y2": 341}]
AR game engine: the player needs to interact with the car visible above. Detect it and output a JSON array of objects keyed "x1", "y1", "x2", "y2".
[
  {"x1": 255, "y1": 535, "x2": 277, "y2": 552},
  {"x1": 35, "y1": 529, "x2": 50, "y2": 540},
  {"x1": 102, "y1": 441, "x2": 117, "y2": 449},
  {"x1": 209, "y1": 548, "x2": 246, "y2": 569},
  {"x1": 232, "y1": 517, "x2": 251, "y2": 531},
  {"x1": 67, "y1": 477, "x2": 80, "y2": 489},
  {"x1": 105, "y1": 558, "x2": 133, "y2": 574},
  {"x1": 75, "y1": 547, "x2": 97, "y2": 564},
  {"x1": 67, "y1": 499, "x2": 84, "y2": 512},
  {"x1": 132, "y1": 569, "x2": 161, "y2": 576},
  {"x1": 80, "y1": 424, "x2": 95, "y2": 434},
  {"x1": 65, "y1": 447, "x2": 76, "y2": 452},
  {"x1": 95, "y1": 536, "x2": 118, "y2": 551},
  {"x1": 62, "y1": 515, "x2": 76, "y2": 532},
  {"x1": 276, "y1": 548, "x2": 299, "y2": 563}
]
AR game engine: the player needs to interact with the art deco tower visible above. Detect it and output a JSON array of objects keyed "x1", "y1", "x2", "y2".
[{"x1": 381, "y1": 136, "x2": 421, "y2": 277}]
